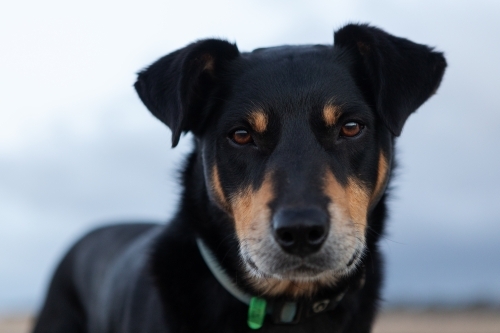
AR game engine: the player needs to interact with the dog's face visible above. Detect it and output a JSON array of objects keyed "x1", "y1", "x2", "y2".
[
  {"x1": 135, "y1": 24, "x2": 446, "y2": 297},
  {"x1": 202, "y1": 49, "x2": 391, "y2": 290}
]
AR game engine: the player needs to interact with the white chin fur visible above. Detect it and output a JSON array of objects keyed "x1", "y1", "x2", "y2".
[{"x1": 239, "y1": 236, "x2": 365, "y2": 282}]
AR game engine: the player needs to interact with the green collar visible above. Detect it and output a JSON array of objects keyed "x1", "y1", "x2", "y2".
[{"x1": 196, "y1": 238, "x2": 349, "y2": 329}]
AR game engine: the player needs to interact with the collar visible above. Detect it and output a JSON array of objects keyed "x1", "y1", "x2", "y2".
[
  {"x1": 196, "y1": 238, "x2": 350, "y2": 328},
  {"x1": 196, "y1": 237, "x2": 252, "y2": 304}
]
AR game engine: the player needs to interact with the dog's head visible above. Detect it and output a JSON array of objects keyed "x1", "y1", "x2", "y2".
[{"x1": 135, "y1": 24, "x2": 446, "y2": 297}]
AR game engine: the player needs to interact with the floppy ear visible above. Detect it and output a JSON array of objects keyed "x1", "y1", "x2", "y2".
[
  {"x1": 334, "y1": 24, "x2": 447, "y2": 136},
  {"x1": 134, "y1": 39, "x2": 240, "y2": 147}
]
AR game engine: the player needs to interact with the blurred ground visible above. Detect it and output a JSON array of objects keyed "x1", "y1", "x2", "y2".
[
  {"x1": 373, "y1": 309, "x2": 500, "y2": 333},
  {"x1": 0, "y1": 316, "x2": 32, "y2": 333},
  {"x1": 2, "y1": 309, "x2": 499, "y2": 333}
]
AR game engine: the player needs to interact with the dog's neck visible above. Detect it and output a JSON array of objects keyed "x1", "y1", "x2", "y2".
[
  {"x1": 196, "y1": 238, "x2": 252, "y2": 305},
  {"x1": 196, "y1": 237, "x2": 358, "y2": 327}
]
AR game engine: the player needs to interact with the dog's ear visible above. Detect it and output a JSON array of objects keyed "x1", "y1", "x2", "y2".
[
  {"x1": 134, "y1": 39, "x2": 240, "y2": 147},
  {"x1": 334, "y1": 24, "x2": 447, "y2": 136}
]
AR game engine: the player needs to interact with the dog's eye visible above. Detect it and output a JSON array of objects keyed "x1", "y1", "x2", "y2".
[
  {"x1": 340, "y1": 122, "x2": 363, "y2": 137},
  {"x1": 230, "y1": 129, "x2": 254, "y2": 145}
]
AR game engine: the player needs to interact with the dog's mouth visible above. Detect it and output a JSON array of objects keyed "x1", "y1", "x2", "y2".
[
  {"x1": 244, "y1": 256, "x2": 334, "y2": 282},
  {"x1": 274, "y1": 264, "x2": 334, "y2": 281},
  {"x1": 239, "y1": 234, "x2": 364, "y2": 283},
  {"x1": 245, "y1": 254, "x2": 327, "y2": 277}
]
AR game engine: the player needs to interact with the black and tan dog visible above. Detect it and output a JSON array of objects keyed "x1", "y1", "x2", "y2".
[{"x1": 33, "y1": 24, "x2": 446, "y2": 333}]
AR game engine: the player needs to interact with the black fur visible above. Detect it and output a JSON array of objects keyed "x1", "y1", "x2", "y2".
[{"x1": 33, "y1": 24, "x2": 446, "y2": 333}]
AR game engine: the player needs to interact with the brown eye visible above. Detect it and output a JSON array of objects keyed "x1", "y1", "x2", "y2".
[
  {"x1": 231, "y1": 129, "x2": 253, "y2": 145},
  {"x1": 340, "y1": 122, "x2": 363, "y2": 137}
]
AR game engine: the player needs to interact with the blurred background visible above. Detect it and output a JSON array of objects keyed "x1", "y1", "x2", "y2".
[{"x1": 1, "y1": 0, "x2": 499, "y2": 318}]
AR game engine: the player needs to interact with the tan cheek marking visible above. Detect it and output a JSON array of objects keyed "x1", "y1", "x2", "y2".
[
  {"x1": 323, "y1": 105, "x2": 341, "y2": 127},
  {"x1": 371, "y1": 152, "x2": 389, "y2": 204},
  {"x1": 230, "y1": 174, "x2": 274, "y2": 240},
  {"x1": 231, "y1": 190, "x2": 252, "y2": 237},
  {"x1": 324, "y1": 172, "x2": 370, "y2": 231},
  {"x1": 234, "y1": 173, "x2": 338, "y2": 298},
  {"x1": 211, "y1": 164, "x2": 231, "y2": 213},
  {"x1": 346, "y1": 178, "x2": 370, "y2": 231},
  {"x1": 248, "y1": 110, "x2": 268, "y2": 133},
  {"x1": 324, "y1": 171, "x2": 348, "y2": 217}
]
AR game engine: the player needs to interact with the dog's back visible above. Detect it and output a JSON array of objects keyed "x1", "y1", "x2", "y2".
[{"x1": 33, "y1": 223, "x2": 164, "y2": 333}]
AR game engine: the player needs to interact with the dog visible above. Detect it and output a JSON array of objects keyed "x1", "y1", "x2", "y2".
[{"x1": 32, "y1": 23, "x2": 446, "y2": 333}]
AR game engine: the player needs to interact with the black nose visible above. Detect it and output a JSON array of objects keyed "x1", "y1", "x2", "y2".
[{"x1": 272, "y1": 208, "x2": 329, "y2": 256}]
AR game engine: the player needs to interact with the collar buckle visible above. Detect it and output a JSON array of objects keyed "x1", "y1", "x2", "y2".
[{"x1": 311, "y1": 299, "x2": 331, "y2": 313}]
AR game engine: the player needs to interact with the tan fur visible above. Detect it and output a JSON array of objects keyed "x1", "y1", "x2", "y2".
[
  {"x1": 248, "y1": 110, "x2": 268, "y2": 133},
  {"x1": 231, "y1": 170, "x2": 370, "y2": 298},
  {"x1": 248, "y1": 274, "x2": 335, "y2": 298},
  {"x1": 370, "y1": 152, "x2": 389, "y2": 204},
  {"x1": 230, "y1": 174, "x2": 273, "y2": 239},
  {"x1": 230, "y1": 175, "x2": 329, "y2": 297},
  {"x1": 324, "y1": 171, "x2": 370, "y2": 233},
  {"x1": 323, "y1": 105, "x2": 341, "y2": 127},
  {"x1": 346, "y1": 178, "x2": 371, "y2": 232},
  {"x1": 211, "y1": 164, "x2": 231, "y2": 212}
]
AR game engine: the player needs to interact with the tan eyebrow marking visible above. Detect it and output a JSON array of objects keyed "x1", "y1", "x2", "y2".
[
  {"x1": 248, "y1": 110, "x2": 268, "y2": 133},
  {"x1": 323, "y1": 105, "x2": 341, "y2": 127},
  {"x1": 200, "y1": 54, "x2": 215, "y2": 72},
  {"x1": 357, "y1": 42, "x2": 371, "y2": 56}
]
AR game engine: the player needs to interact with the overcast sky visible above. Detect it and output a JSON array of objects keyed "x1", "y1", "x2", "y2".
[{"x1": 1, "y1": 0, "x2": 499, "y2": 313}]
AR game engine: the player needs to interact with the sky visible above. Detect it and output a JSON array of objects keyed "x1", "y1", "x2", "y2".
[{"x1": 1, "y1": 0, "x2": 500, "y2": 313}]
